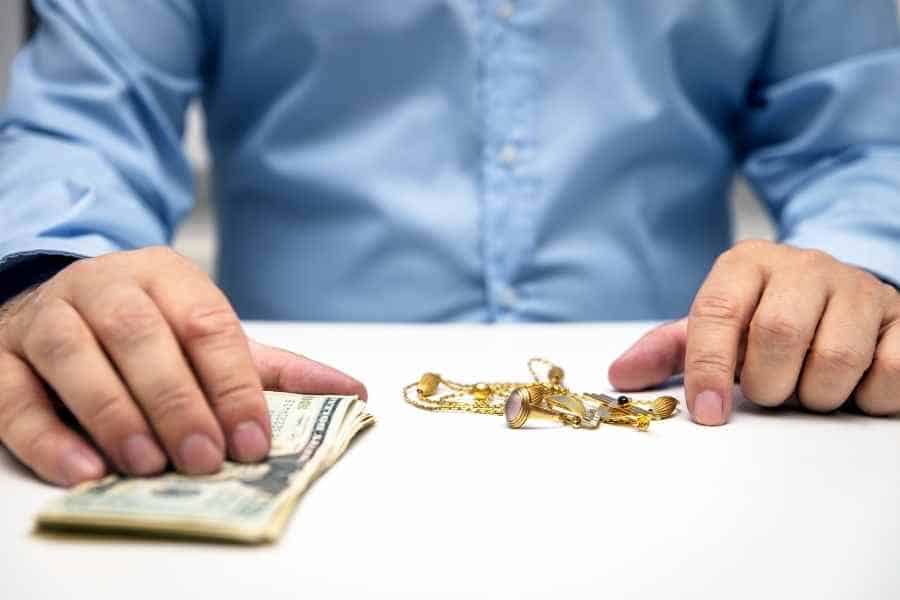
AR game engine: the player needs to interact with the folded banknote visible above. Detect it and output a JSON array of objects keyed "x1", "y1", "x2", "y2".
[{"x1": 36, "y1": 392, "x2": 374, "y2": 543}]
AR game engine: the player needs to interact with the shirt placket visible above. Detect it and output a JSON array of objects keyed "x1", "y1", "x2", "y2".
[{"x1": 479, "y1": 0, "x2": 539, "y2": 320}]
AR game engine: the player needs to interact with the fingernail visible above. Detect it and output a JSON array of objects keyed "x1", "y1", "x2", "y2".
[
  {"x1": 693, "y1": 390, "x2": 725, "y2": 426},
  {"x1": 231, "y1": 421, "x2": 269, "y2": 462},
  {"x1": 61, "y1": 449, "x2": 105, "y2": 487},
  {"x1": 122, "y1": 433, "x2": 166, "y2": 475},
  {"x1": 178, "y1": 434, "x2": 223, "y2": 474}
]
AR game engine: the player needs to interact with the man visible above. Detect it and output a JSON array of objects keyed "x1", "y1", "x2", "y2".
[{"x1": 1, "y1": 1, "x2": 899, "y2": 487}]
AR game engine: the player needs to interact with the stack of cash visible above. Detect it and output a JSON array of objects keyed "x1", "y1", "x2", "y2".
[{"x1": 36, "y1": 392, "x2": 374, "y2": 543}]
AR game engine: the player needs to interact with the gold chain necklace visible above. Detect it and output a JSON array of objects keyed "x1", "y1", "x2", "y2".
[{"x1": 404, "y1": 358, "x2": 678, "y2": 431}]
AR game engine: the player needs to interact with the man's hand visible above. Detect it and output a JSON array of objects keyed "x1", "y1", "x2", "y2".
[
  {"x1": 0, "y1": 247, "x2": 365, "y2": 486},
  {"x1": 609, "y1": 240, "x2": 900, "y2": 425}
]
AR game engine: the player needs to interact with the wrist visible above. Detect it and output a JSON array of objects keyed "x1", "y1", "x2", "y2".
[
  {"x1": 0, "y1": 282, "x2": 40, "y2": 328},
  {"x1": 0, "y1": 253, "x2": 80, "y2": 306}
]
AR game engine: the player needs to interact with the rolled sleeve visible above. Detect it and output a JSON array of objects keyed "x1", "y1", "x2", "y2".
[
  {"x1": 0, "y1": 0, "x2": 206, "y2": 293},
  {"x1": 739, "y1": 1, "x2": 900, "y2": 284}
]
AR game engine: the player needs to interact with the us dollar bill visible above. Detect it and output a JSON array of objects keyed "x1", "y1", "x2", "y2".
[{"x1": 36, "y1": 393, "x2": 374, "y2": 543}]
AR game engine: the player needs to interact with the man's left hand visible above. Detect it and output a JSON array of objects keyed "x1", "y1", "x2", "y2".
[{"x1": 609, "y1": 240, "x2": 900, "y2": 425}]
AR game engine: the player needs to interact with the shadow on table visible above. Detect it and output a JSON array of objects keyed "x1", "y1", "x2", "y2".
[
  {"x1": 634, "y1": 378, "x2": 896, "y2": 423},
  {"x1": 731, "y1": 386, "x2": 896, "y2": 423}
]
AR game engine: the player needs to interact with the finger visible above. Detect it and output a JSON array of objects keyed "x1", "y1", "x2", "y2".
[
  {"x1": 739, "y1": 271, "x2": 826, "y2": 407},
  {"x1": 249, "y1": 340, "x2": 368, "y2": 399},
  {"x1": 685, "y1": 256, "x2": 766, "y2": 426},
  {"x1": 146, "y1": 262, "x2": 270, "y2": 464},
  {"x1": 72, "y1": 282, "x2": 225, "y2": 474},
  {"x1": 11, "y1": 297, "x2": 167, "y2": 476},
  {"x1": 608, "y1": 319, "x2": 686, "y2": 391},
  {"x1": 856, "y1": 306, "x2": 900, "y2": 416},
  {"x1": 0, "y1": 351, "x2": 106, "y2": 486},
  {"x1": 798, "y1": 278, "x2": 883, "y2": 412}
]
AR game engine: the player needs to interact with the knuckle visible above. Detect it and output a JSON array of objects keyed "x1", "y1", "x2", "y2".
[
  {"x1": 146, "y1": 383, "x2": 200, "y2": 426},
  {"x1": 94, "y1": 288, "x2": 161, "y2": 346},
  {"x1": 181, "y1": 303, "x2": 240, "y2": 345},
  {"x1": 854, "y1": 268, "x2": 882, "y2": 288},
  {"x1": 855, "y1": 272, "x2": 889, "y2": 304},
  {"x1": 60, "y1": 257, "x2": 101, "y2": 281},
  {"x1": 810, "y1": 344, "x2": 871, "y2": 373},
  {"x1": 210, "y1": 378, "x2": 263, "y2": 421},
  {"x1": 796, "y1": 248, "x2": 833, "y2": 271},
  {"x1": 749, "y1": 315, "x2": 809, "y2": 349},
  {"x1": 138, "y1": 245, "x2": 181, "y2": 262},
  {"x1": 712, "y1": 248, "x2": 742, "y2": 269},
  {"x1": 885, "y1": 284, "x2": 900, "y2": 304},
  {"x1": 0, "y1": 392, "x2": 30, "y2": 440},
  {"x1": 83, "y1": 392, "x2": 131, "y2": 430},
  {"x1": 862, "y1": 282, "x2": 897, "y2": 316},
  {"x1": 21, "y1": 426, "x2": 59, "y2": 461},
  {"x1": 135, "y1": 246, "x2": 196, "y2": 272},
  {"x1": 732, "y1": 239, "x2": 771, "y2": 256},
  {"x1": 690, "y1": 293, "x2": 742, "y2": 323},
  {"x1": 24, "y1": 304, "x2": 85, "y2": 364},
  {"x1": 687, "y1": 350, "x2": 733, "y2": 378}
]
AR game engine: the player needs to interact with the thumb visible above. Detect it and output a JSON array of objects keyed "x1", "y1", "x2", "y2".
[
  {"x1": 608, "y1": 319, "x2": 687, "y2": 391},
  {"x1": 249, "y1": 339, "x2": 368, "y2": 401}
]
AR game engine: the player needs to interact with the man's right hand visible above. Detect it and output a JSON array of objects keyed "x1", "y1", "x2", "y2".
[{"x1": 0, "y1": 247, "x2": 366, "y2": 487}]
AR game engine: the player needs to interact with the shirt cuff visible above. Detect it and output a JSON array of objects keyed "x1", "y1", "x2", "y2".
[
  {"x1": 0, "y1": 253, "x2": 84, "y2": 306},
  {"x1": 0, "y1": 235, "x2": 123, "y2": 306}
]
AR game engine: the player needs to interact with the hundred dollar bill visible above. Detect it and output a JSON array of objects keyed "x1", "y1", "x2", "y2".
[{"x1": 36, "y1": 392, "x2": 374, "y2": 543}]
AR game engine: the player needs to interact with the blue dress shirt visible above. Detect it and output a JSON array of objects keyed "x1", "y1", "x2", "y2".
[{"x1": 2, "y1": 1, "x2": 900, "y2": 321}]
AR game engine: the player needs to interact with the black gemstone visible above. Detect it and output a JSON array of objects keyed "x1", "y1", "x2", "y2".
[{"x1": 616, "y1": 395, "x2": 629, "y2": 405}]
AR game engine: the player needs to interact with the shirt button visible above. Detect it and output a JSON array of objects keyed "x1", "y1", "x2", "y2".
[
  {"x1": 498, "y1": 143, "x2": 519, "y2": 165},
  {"x1": 496, "y1": 284, "x2": 520, "y2": 310},
  {"x1": 496, "y1": 1, "x2": 515, "y2": 19}
]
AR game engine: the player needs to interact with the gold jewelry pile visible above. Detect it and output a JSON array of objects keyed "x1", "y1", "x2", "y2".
[{"x1": 404, "y1": 358, "x2": 678, "y2": 431}]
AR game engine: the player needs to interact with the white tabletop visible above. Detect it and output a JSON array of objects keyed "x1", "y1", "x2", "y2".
[{"x1": 2, "y1": 322, "x2": 899, "y2": 599}]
